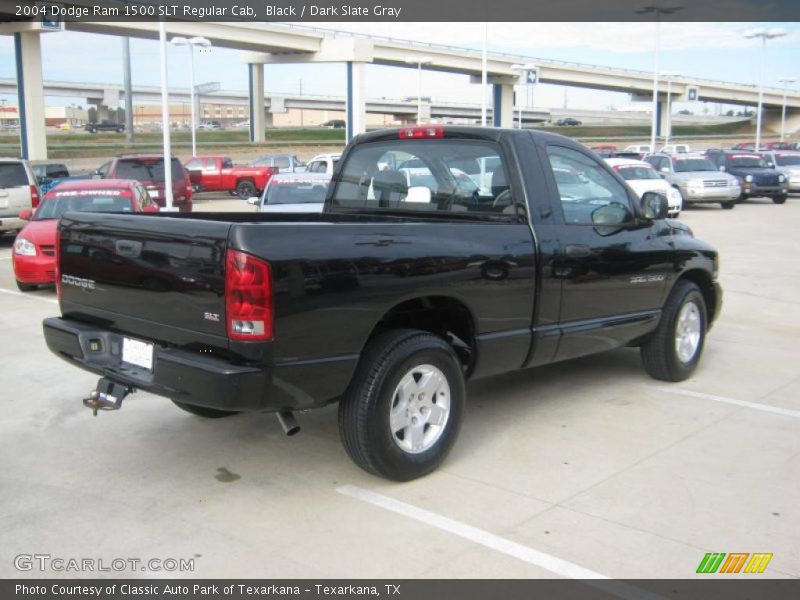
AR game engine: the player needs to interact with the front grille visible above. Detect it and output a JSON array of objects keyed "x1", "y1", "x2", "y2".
[
  {"x1": 40, "y1": 244, "x2": 55, "y2": 256},
  {"x1": 703, "y1": 180, "x2": 729, "y2": 188},
  {"x1": 755, "y1": 174, "x2": 780, "y2": 186}
]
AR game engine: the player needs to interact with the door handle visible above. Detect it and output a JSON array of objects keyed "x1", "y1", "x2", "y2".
[{"x1": 564, "y1": 244, "x2": 591, "y2": 258}]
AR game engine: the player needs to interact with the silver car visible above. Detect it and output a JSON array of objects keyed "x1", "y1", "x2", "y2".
[
  {"x1": 762, "y1": 150, "x2": 800, "y2": 193},
  {"x1": 247, "y1": 172, "x2": 331, "y2": 213},
  {"x1": 644, "y1": 153, "x2": 740, "y2": 209}
]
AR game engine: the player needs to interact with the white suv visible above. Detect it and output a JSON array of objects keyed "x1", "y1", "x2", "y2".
[
  {"x1": 0, "y1": 158, "x2": 39, "y2": 234},
  {"x1": 304, "y1": 153, "x2": 341, "y2": 175}
]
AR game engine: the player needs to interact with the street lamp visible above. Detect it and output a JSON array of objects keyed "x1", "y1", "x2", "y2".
[
  {"x1": 511, "y1": 64, "x2": 536, "y2": 130},
  {"x1": 637, "y1": 4, "x2": 683, "y2": 152},
  {"x1": 661, "y1": 71, "x2": 680, "y2": 144},
  {"x1": 743, "y1": 28, "x2": 786, "y2": 150},
  {"x1": 171, "y1": 36, "x2": 212, "y2": 157},
  {"x1": 777, "y1": 77, "x2": 796, "y2": 142},
  {"x1": 405, "y1": 56, "x2": 433, "y2": 125}
]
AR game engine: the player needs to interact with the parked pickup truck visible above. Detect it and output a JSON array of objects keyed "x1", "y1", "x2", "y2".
[
  {"x1": 184, "y1": 156, "x2": 278, "y2": 198},
  {"x1": 85, "y1": 121, "x2": 124, "y2": 134},
  {"x1": 43, "y1": 126, "x2": 722, "y2": 481}
]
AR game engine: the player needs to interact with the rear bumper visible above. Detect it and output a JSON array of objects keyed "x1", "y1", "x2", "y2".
[
  {"x1": 0, "y1": 216, "x2": 25, "y2": 232},
  {"x1": 13, "y1": 254, "x2": 56, "y2": 284},
  {"x1": 42, "y1": 317, "x2": 356, "y2": 412}
]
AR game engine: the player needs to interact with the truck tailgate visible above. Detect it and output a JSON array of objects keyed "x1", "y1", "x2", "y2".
[{"x1": 58, "y1": 213, "x2": 231, "y2": 346}]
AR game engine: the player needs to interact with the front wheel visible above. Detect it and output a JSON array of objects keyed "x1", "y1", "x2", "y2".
[
  {"x1": 16, "y1": 280, "x2": 37, "y2": 292},
  {"x1": 338, "y1": 329, "x2": 465, "y2": 481},
  {"x1": 720, "y1": 200, "x2": 736, "y2": 210},
  {"x1": 235, "y1": 180, "x2": 257, "y2": 199},
  {"x1": 641, "y1": 280, "x2": 707, "y2": 382},
  {"x1": 773, "y1": 195, "x2": 787, "y2": 205}
]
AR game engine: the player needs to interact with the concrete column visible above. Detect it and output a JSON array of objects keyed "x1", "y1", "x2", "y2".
[
  {"x1": 96, "y1": 104, "x2": 110, "y2": 122},
  {"x1": 492, "y1": 83, "x2": 514, "y2": 128},
  {"x1": 656, "y1": 99, "x2": 668, "y2": 142},
  {"x1": 346, "y1": 61, "x2": 366, "y2": 141},
  {"x1": 14, "y1": 31, "x2": 47, "y2": 160},
  {"x1": 248, "y1": 63, "x2": 265, "y2": 143}
]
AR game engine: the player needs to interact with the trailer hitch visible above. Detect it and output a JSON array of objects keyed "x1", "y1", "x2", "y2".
[{"x1": 83, "y1": 378, "x2": 135, "y2": 416}]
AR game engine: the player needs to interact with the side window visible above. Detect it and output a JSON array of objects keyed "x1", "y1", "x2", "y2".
[
  {"x1": 275, "y1": 156, "x2": 291, "y2": 170},
  {"x1": 221, "y1": 157, "x2": 234, "y2": 169},
  {"x1": 201, "y1": 158, "x2": 217, "y2": 172},
  {"x1": 546, "y1": 145, "x2": 634, "y2": 226},
  {"x1": 97, "y1": 162, "x2": 110, "y2": 178},
  {"x1": 307, "y1": 161, "x2": 321, "y2": 173},
  {"x1": 185, "y1": 159, "x2": 201, "y2": 170}
]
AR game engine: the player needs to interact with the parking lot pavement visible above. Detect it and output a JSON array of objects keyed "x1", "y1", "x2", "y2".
[{"x1": 0, "y1": 198, "x2": 798, "y2": 580}]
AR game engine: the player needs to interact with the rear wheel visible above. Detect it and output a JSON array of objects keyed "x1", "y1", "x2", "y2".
[
  {"x1": 235, "y1": 179, "x2": 257, "y2": 199},
  {"x1": 720, "y1": 200, "x2": 736, "y2": 209},
  {"x1": 641, "y1": 280, "x2": 707, "y2": 382},
  {"x1": 171, "y1": 400, "x2": 239, "y2": 418},
  {"x1": 773, "y1": 195, "x2": 787, "y2": 205},
  {"x1": 338, "y1": 329, "x2": 465, "y2": 481},
  {"x1": 16, "y1": 280, "x2": 37, "y2": 292}
]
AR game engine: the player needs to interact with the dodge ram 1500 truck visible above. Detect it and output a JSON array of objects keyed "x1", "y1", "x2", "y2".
[
  {"x1": 184, "y1": 156, "x2": 278, "y2": 198},
  {"x1": 43, "y1": 126, "x2": 722, "y2": 481}
]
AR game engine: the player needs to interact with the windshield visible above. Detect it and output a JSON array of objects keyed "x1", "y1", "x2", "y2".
[
  {"x1": 674, "y1": 158, "x2": 716, "y2": 172},
  {"x1": 265, "y1": 180, "x2": 328, "y2": 205},
  {"x1": 776, "y1": 155, "x2": 800, "y2": 166},
  {"x1": 616, "y1": 165, "x2": 660, "y2": 180},
  {"x1": 116, "y1": 158, "x2": 184, "y2": 182},
  {"x1": 34, "y1": 191, "x2": 133, "y2": 220},
  {"x1": 728, "y1": 155, "x2": 768, "y2": 168}
]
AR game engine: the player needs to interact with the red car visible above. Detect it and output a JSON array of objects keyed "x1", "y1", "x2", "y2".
[
  {"x1": 95, "y1": 154, "x2": 193, "y2": 212},
  {"x1": 12, "y1": 179, "x2": 157, "y2": 291}
]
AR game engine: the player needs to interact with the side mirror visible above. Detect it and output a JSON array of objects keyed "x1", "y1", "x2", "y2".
[
  {"x1": 405, "y1": 186, "x2": 432, "y2": 204},
  {"x1": 18, "y1": 209, "x2": 33, "y2": 221},
  {"x1": 641, "y1": 191, "x2": 669, "y2": 220},
  {"x1": 246, "y1": 196, "x2": 260, "y2": 205}
]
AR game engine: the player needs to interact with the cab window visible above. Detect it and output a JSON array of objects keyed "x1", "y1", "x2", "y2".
[
  {"x1": 546, "y1": 145, "x2": 634, "y2": 226},
  {"x1": 329, "y1": 139, "x2": 520, "y2": 219}
]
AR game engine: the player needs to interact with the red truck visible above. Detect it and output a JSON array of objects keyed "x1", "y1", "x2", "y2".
[{"x1": 184, "y1": 156, "x2": 278, "y2": 198}]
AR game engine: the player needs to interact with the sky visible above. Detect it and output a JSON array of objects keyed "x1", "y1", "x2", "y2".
[{"x1": 1, "y1": 21, "x2": 799, "y2": 112}]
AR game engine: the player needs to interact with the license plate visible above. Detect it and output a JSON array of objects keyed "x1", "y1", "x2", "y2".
[
  {"x1": 148, "y1": 190, "x2": 159, "y2": 198},
  {"x1": 122, "y1": 337, "x2": 154, "y2": 370}
]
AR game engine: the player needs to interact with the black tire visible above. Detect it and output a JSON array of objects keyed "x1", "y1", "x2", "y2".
[
  {"x1": 641, "y1": 280, "x2": 707, "y2": 382},
  {"x1": 338, "y1": 329, "x2": 465, "y2": 481},
  {"x1": 235, "y1": 180, "x2": 257, "y2": 199},
  {"x1": 720, "y1": 200, "x2": 736, "y2": 210},
  {"x1": 773, "y1": 195, "x2": 787, "y2": 205},
  {"x1": 16, "y1": 280, "x2": 37, "y2": 292},
  {"x1": 171, "y1": 400, "x2": 239, "y2": 419}
]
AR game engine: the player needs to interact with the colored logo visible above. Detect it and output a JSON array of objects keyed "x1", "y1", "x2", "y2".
[{"x1": 696, "y1": 552, "x2": 773, "y2": 574}]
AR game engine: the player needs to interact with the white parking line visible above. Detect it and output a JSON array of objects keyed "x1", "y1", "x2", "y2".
[
  {"x1": 338, "y1": 484, "x2": 604, "y2": 577},
  {"x1": 337, "y1": 486, "x2": 667, "y2": 600},
  {"x1": 642, "y1": 385, "x2": 800, "y2": 419},
  {"x1": 0, "y1": 287, "x2": 58, "y2": 304}
]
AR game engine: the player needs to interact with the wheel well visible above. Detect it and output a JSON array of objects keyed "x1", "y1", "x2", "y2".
[
  {"x1": 368, "y1": 296, "x2": 475, "y2": 369},
  {"x1": 677, "y1": 270, "x2": 717, "y2": 324}
]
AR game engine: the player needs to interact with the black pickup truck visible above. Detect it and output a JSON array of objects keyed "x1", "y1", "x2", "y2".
[{"x1": 43, "y1": 126, "x2": 722, "y2": 481}]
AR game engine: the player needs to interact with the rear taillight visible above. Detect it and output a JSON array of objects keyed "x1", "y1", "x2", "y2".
[
  {"x1": 225, "y1": 249, "x2": 273, "y2": 341},
  {"x1": 55, "y1": 227, "x2": 62, "y2": 300},
  {"x1": 30, "y1": 185, "x2": 40, "y2": 209},
  {"x1": 399, "y1": 125, "x2": 444, "y2": 139}
]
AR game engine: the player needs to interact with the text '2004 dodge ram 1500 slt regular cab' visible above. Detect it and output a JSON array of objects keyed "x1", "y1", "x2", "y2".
[{"x1": 43, "y1": 126, "x2": 722, "y2": 481}]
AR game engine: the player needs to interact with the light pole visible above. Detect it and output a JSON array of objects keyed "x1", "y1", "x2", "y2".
[
  {"x1": 778, "y1": 77, "x2": 796, "y2": 142},
  {"x1": 661, "y1": 71, "x2": 680, "y2": 144},
  {"x1": 744, "y1": 28, "x2": 786, "y2": 150},
  {"x1": 637, "y1": 5, "x2": 683, "y2": 152},
  {"x1": 171, "y1": 36, "x2": 211, "y2": 157},
  {"x1": 511, "y1": 64, "x2": 536, "y2": 130},
  {"x1": 405, "y1": 56, "x2": 432, "y2": 125}
]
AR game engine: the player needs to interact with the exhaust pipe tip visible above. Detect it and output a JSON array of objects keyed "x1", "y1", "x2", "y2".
[{"x1": 276, "y1": 411, "x2": 300, "y2": 436}]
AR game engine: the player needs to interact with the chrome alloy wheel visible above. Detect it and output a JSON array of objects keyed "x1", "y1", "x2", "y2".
[
  {"x1": 675, "y1": 301, "x2": 702, "y2": 363},
  {"x1": 389, "y1": 364, "x2": 451, "y2": 454}
]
